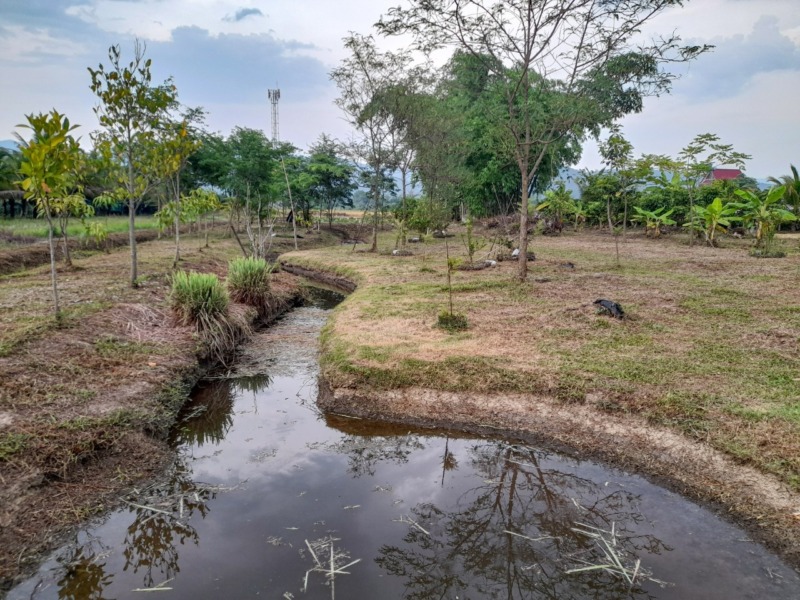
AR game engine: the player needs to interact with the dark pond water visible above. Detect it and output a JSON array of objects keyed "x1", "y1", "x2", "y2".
[{"x1": 11, "y1": 289, "x2": 800, "y2": 599}]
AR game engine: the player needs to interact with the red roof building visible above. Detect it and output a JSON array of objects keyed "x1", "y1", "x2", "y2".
[{"x1": 701, "y1": 168, "x2": 743, "y2": 185}]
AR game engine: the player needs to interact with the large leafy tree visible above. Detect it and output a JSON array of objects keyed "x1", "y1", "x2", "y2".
[
  {"x1": 225, "y1": 128, "x2": 286, "y2": 257},
  {"x1": 88, "y1": 40, "x2": 177, "y2": 286},
  {"x1": 379, "y1": 0, "x2": 708, "y2": 280},
  {"x1": 16, "y1": 111, "x2": 83, "y2": 320}
]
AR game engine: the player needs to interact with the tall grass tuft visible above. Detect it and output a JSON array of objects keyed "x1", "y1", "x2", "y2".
[
  {"x1": 227, "y1": 257, "x2": 274, "y2": 313},
  {"x1": 171, "y1": 271, "x2": 248, "y2": 364},
  {"x1": 171, "y1": 271, "x2": 229, "y2": 325}
]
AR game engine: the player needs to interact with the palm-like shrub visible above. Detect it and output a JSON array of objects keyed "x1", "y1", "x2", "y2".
[
  {"x1": 684, "y1": 197, "x2": 739, "y2": 246},
  {"x1": 632, "y1": 206, "x2": 676, "y2": 237},
  {"x1": 227, "y1": 257, "x2": 273, "y2": 312},
  {"x1": 733, "y1": 185, "x2": 796, "y2": 255}
]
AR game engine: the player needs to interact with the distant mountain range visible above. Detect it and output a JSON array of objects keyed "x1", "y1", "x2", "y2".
[{"x1": 0, "y1": 139, "x2": 19, "y2": 151}]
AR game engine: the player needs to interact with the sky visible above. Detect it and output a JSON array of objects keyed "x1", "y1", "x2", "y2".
[{"x1": 1, "y1": 0, "x2": 798, "y2": 178}]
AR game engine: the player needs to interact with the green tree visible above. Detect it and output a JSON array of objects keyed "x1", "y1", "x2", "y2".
[
  {"x1": 0, "y1": 147, "x2": 20, "y2": 189},
  {"x1": 0, "y1": 147, "x2": 23, "y2": 217},
  {"x1": 676, "y1": 133, "x2": 750, "y2": 245},
  {"x1": 88, "y1": 40, "x2": 178, "y2": 286},
  {"x1": 187, "y1": 132, "x2": 231, "y2": 192},
  {"x1": 16, "y1": 110, "x2": 83, "y2": 320},
  {"x1": 306, "y1": 135, "x2": 356, "y2": 227},
  {"x1": 224, "y1": 128, "x2": 284, "y2": 257},
  {"x1": 379, "y1": 0, "x2": 708, "y2": 281},
  {"x1": 578, "y1": 170, "x2": 626, "y2": 228},
  {"x1": 156, "y1": 107, "x2": 205, "y2": 266},
  {"x1": 331, "y1": 34, "x2": 409, "y2": 252},
  {"x1": 598, "y1": 127, "x2": 653, "y2": 264}
]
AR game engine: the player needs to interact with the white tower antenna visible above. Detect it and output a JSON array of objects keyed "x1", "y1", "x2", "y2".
[{"x1": 268, "y1": 88, "x2": 281, "y2": 143}]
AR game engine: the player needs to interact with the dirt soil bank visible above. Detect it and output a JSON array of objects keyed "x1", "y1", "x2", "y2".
[{"x1": 0, "y1": 229, "x2": 162, "y2": 277}]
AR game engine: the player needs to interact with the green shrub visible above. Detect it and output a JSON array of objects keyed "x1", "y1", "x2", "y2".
[
  {"x1": 227, "y1": 257, "x2": 273, "y2": 312},
  {"x1": 750, "y1": 249, "x2": 786, "y2": 258},
  {"x1": 437, "y1": 311, "x2": 469, "y2": 332}
]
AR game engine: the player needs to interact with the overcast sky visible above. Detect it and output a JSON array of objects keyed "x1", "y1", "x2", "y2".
[{"x1": 1, "y1": 0, "x2": 798, "y2": 178}]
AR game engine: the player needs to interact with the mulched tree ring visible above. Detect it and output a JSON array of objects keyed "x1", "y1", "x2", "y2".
[{"x1": 457, "y1": 262, "x2": 489, "y2": 271}]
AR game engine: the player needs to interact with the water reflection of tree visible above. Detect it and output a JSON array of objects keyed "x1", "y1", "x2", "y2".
[
  {"x1": 171, "y1": 380, "x2": 237, "y2": 447},
  {"x1": 56, "y1": 537, "x2": 113, "y2": 600},
  {"x1": 120, "y1": 459, "x2": 216, "y2": 589},
  {"x1": 321, "y1": 416, "x2": 427, "y2": 477},
  {"x1": 377, "y1": 442, "x2": 669, "y2": 600},
  {"x1": 231, "y1": 373, "x2": 272, "y2": 395}
]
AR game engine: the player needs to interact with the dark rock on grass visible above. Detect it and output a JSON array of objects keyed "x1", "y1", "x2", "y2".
[{"x1": 594, "y1": 299, "x2": 625, "y2": 319}]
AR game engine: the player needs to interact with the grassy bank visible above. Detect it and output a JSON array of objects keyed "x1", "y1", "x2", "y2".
[
  {"x1": 0, "y1": 215, "x2": 160, "y2": 242},
  {"x1": 283, "y1": 228, "x2": 800, "y2": 492}
]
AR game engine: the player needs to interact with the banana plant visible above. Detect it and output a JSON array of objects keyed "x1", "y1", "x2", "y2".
[
  {"x1": 732, "y1": 185, "x2": 796, "y2": 252},
  {"x1": 631, "y1": 206, "x2": 676, "y2": 237},
  {"x1": 684, "y1": 197, "x2": 739, "y2": 247}
]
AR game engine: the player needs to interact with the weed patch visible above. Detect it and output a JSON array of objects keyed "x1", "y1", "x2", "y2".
[{"x1": 0, "y1": 433, "x2": 29, "y2": 461}]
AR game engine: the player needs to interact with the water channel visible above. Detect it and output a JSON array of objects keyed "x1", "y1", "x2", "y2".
[{"x1": 11, "y1": 288, "x2": 800, "y2": 599}]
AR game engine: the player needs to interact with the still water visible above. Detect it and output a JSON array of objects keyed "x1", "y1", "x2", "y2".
[{"x1": 11, "y1": 290, "x2": 800, "y2": 599}]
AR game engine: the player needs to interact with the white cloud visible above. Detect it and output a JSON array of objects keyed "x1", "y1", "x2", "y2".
[
  {"x1": 579, "y1": 68, "x2": 800, "y2": 177},
  {"x1": 0, "y1": 25, "x2": 91, "y2": 63}
]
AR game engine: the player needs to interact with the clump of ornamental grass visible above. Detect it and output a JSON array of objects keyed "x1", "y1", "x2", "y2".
[
  {"x1": 227, "y1": 257, "x2": 274, "y2": 313},
  {"x1": 171, "y1": 270, "x2": 249, "y2": 364}
]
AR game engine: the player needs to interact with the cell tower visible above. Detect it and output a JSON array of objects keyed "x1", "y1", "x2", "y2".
[{"x1": 268, "y1": 88, "x2": 280, "y2": 143}]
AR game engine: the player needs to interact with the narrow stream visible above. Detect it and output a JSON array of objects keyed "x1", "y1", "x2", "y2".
[{"x1": 11, "y1": 289, "x2": 800, "y2": 599}]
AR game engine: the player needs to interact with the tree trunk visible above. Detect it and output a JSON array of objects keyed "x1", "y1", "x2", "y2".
[
  {"x1": 517, "y1": 173, "x2": 530, "y2": 281},
  {"x1": 371, "y1": 185, "x2": 380, "y2": 253},
  {"x1": 400, "y1": 166, "x2": 408, "y2": 248},
  {"x1": 369, "y1": 167, "x2": 381, "y2": 253},
  {"x1": 173, "y1": 176, "x2": 181, "y2": 267},
  {"x1": 623, "y1": 193, "x2": 628, "y2": 242},
  {"x1": 60, "y1": 220, "x2": 72, "y2": 267},
  {"x1": 44, "y1": 208, "x2": 61, "y2": 321},
  {"x1": 607, "y1": 197, "x2": 620, "y2": 267},
  {"x1": 281, "y1": 158, "x2": 299, "y2": 250},
  {"x1": 129, "y1": 200, "x2": 138, "y2": 287}
]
